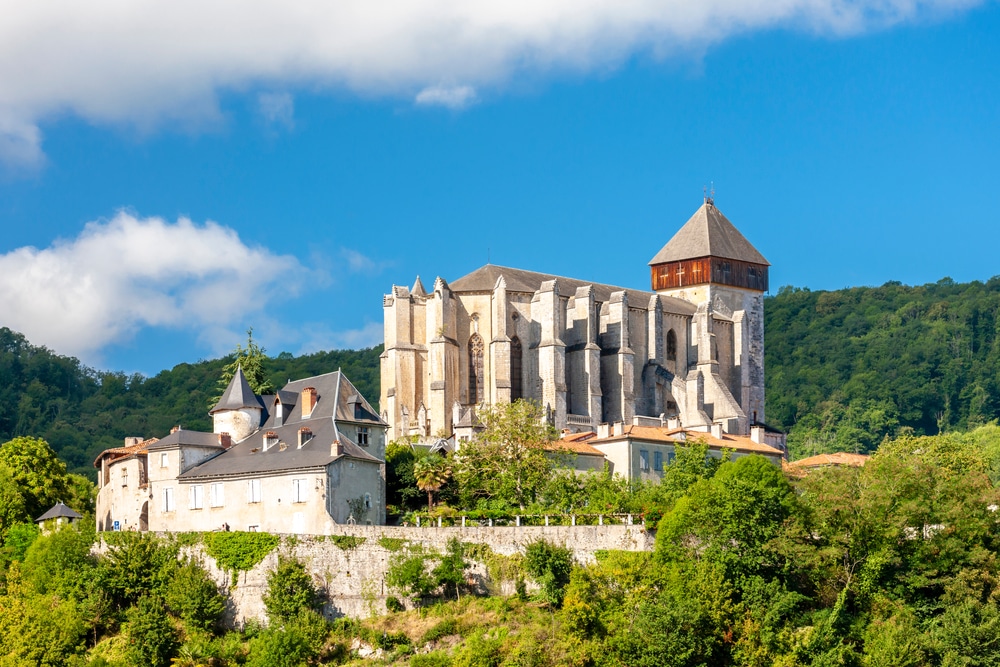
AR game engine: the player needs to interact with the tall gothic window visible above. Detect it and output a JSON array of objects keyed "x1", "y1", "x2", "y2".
[
  {"x1": 468, "y1": 333, "x2": 485, "y2": 404},
  {"x1": 510, "y1": 336, "x2": 523, "y2": 401},
  {"x1": 666, "y1": 329, "x2": 677, "y2": 361}
]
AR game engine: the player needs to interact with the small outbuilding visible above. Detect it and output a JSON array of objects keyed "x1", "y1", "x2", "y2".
[{"x1": 36, "y1": 501, "x2": 84, "y2": 532}]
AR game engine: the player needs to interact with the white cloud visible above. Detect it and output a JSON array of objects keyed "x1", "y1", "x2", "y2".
[
  {"x1": 257, "y1": 92, "x2": 295, "y2": 129},
  {"x1": 416, "y1": 85, "x2": 477, "y2": 109},
  {"x1": 341, "y1": 248, "x2": 389, "y2": 275},
  {"x1": 0, "y1": 212, "x2": 302, "y2": 360},
  {"x1": 0, "y1": 0, "x2": 982, "y2": 165}
]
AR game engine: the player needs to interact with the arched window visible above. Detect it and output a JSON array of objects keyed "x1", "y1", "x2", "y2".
[
  {"x1": 666, "y1": 329, "x2": 677, "y2": 361},
  {"x1": 468, "y1": 333, "x2": 485, "y2": 404},
  {"x1": 510, "y1": 336, "x2": 523, "y2": 401}
]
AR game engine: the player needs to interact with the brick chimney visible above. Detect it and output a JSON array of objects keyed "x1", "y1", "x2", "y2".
[
  {"x1": 302, "y1": 387, "x2": 318, "y2": 418},
  {"x1": 298, "y1": 427, "x2": 312, "y2": 449},
  {"x1": 218, "y1": 432, "x2": 232, "y2": 449},
  {"x1": 331, "y1": 440, "x2": 343, "y2": 457}
]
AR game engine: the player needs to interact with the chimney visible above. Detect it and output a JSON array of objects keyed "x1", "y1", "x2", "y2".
[
  {"x1": 331, "y1": 440, "x2": 343, "y2": 457},
  {"x1": 667, "y1": 418, "x2": 680, "y2": 430},
  {"x1": 301, "y1": 387, "x2": 317, "y2": 418},
  {"x1": 263, "y1": 431, "x2": 278, "y2": 451},
  {"x1": 170, "y1": 425, "x2": 181, "y2": 434},
  {"x1": 597, "y1": 422, "x2": 610, "y2": 439},
  {"x1": 124, "y1": 436, "x2": 142, "y2": 447},
  {"x1": 218, "y1": 432, "x2": 232, "y2": 449},
  {"x1": 612, "y1": 421, "x2": 624, "y2": 437},
  {"x1": 710, "y1": 423, "x2": 724, "y2": 439},
  {"x1": 298, "y1": 427, "x2": 312, "y2": 449},
  {"x1": 751, "y1": 425, "x2": 764, "y2": 444}
]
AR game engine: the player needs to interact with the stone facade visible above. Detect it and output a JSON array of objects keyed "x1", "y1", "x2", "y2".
[{"x1": 381, "y1": 200, "x2": 771, "y2": 444}]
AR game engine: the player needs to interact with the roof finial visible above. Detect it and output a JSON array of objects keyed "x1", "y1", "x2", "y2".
[{"x1": 704, "y1": 182, "x2": 715, "y2": 206}]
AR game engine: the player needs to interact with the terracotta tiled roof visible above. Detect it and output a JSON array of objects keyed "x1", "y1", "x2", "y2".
[
  {"x1": 589, "y1": 425, "x2": 784, "y2": 457},
  {"x1": 561, "y1": 431, "x2": 597, "y2": 443},
  {"x1": 790, "y1": 452, "x2": 870, "y2": 469},
  {"x1": 93, "y1": 437, "x2": 159, "y2": 467},
  {"x1": 546, "y1": 439, "x2": 605, "y2": 457}
]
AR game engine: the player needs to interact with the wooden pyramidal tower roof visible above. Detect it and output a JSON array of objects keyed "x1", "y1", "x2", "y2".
[{"x1": 649, "y1": 200, "x2": 769, "y2": 267}]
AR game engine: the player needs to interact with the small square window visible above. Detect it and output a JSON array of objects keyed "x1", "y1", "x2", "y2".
[
  {"x1": 160, "y1": 453, "x2": 169, "y2": 468},
  {"x1": 358, "y1": 427, "x2": 369, "y2": 446}
]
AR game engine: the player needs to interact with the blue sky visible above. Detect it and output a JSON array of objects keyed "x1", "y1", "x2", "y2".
[{"x1": 1, "y1": 0, "x2": 998, "y2": 375}]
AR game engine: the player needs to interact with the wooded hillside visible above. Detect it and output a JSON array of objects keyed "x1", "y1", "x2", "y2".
[{"x1": 766, "y1": 277, "x2": 1000, "y2": 457}]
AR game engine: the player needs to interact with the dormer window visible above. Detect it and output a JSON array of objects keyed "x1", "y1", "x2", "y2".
[
  {"x1": 263, "y1": 431, "x2": 279, "y2": 451},
  {"x1": 298, "y1": 427, "x2": 313, "y2": 449},
  {"x1": 274, "y1": 399, "x2": 284, "y2": 427}
]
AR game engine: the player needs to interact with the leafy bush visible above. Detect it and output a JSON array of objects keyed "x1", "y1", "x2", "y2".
[
  {"x1": 410, "y1": 652, "x2": 454, "y2": 667},
  {"x1": 422, "y1": 618, "x2": 460, "y2": 643},
  {"x1": 524, "y1": 540, "x2": 573, "y2": 607},
  {"x1": 262, "y1": 556, "x2": 321, "y2": 625},
  {"x1": 124, "y1": 596, "x2": 177, "y2": 667},
  {"x1": 164, "y1": 558, "x2": 226, "y2": 632},
  {"x1": 385, "y1": 596, "x2": 405, "y2": 613}
]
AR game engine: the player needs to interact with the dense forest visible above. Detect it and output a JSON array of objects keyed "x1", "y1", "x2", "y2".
[
  {"x1": 765, "y1": 276, "x2": 1000, "y2": 457},
  {"x1": 2, "y1": 275, "x2": 1000, "y2": 476}
]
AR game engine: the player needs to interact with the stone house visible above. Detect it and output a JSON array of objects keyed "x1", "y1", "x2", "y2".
[
  {"x1": 584, "y1": 421, "x2": 786, "y2": 481},
  {"x1": 95, "y1": 369, "x2": 388, "y2": 533},
  {"x1": 381, "y1": 198, "x2": 774, "y2": 446}
]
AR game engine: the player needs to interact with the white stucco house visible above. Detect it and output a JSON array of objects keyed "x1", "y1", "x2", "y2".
[{"x1": 95, "y1": 368, "x2": 388, "y2": 533}]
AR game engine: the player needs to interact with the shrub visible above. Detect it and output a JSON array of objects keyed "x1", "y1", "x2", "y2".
[
  {"x1": 245, "y1": 626, "x2": 314, "y2": 667},
  {"x1": 385, "y1": 596, "x2": 405, "y2": 613},
  {"x1": 262, "y1": 557, "x2": 322, "y2": 625},
  {"x1": 329, "y1": 535, "x2": 366, "y2": 550},
  {"x1": 164, "y1": 558, "x2": 226, "y2": 632},
  {"x1": 125, "y1": 596, "x2": 178, "y2": 667},
  {"x1": 422, "y1": 618, "x2": 460, "y2": 643},
  {"x1": 524, "y1": 540, "x2": 573, "y2": 607}
]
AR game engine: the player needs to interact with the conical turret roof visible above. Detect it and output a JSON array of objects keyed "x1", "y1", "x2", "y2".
[
  {"x1": 649, "y1": 201, "x2": 769, "y2": 266},
  {"x1": 209, "y1": 366, "x2": 264, "y2": 414}
]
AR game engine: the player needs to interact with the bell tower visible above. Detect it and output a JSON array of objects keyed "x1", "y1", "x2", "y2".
[{"x1": 649, "y1": 198, "x2": 769, "y2": 429}]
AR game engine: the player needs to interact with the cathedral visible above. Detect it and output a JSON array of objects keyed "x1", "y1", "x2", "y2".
[{"x1": 380, "y1": 198, "x2": 770, "y2": 443}]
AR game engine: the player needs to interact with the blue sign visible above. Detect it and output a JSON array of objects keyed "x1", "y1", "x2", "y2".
[{"x1": 113, "y1": 520, "x2": 120, "y2": 531}]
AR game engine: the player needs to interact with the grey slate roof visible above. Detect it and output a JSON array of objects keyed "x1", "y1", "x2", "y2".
[
  {"x1": 36, "y1": 502, "x2": 83, "y2": 522},
  {"x1": 147, "y1": 429, "x2": 227, "y2": 451},
  {"x1": 179, "y1": 371, "x2": 385, "y2": 480},
  {"x1": 449, "y1": 265, "x2": 696, "y2": 315},
  {"x1": 209, "y1": 367, "x2": 265, "y2": 415},
  {"x1": 648, "y1": 201, "x2": 770, "y2": 266}
]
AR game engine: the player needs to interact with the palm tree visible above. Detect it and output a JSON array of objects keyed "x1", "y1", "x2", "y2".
[{"x1": 414, "y1": 454, "x2": 451, "y2": 511}]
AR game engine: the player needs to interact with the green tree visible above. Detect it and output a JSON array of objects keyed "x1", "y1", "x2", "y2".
[
  {"x1": 0, "y1": 436, "x2": 70, "y2": 520},
  {"x1": 125, "y1": 595, "x2": 178, "y2": 667},
  {"x1": 385, "y1": 441, "x2": 423, "y2": 512},
  {"x1": 212, "y1": 328, "x2": 275, "y2": 406},
  {"x1": 455, "y1": 400, "x2": 556, "y2": 511},
  {"x1": 414, "y1": 454, "x2": 451, "y2": 511},
  {"x1": 524, "y1": 540, "x2": 573, "y2": 607},
  {"x1": 164, "y1": 558, "x2": 226, "y2": 632},
  {"x1": 262, "y1": 557, "x2": 321, "y2": 626},
  {"x1": 432, "y1": 538, "x2": 469, "y2": 601}
]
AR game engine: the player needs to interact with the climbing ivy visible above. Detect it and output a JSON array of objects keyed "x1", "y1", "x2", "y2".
[
  {"x1": 377, "y1": 537, "x2": 408, "y2": 552},
  {"x1": 328, "y1": 535, "x2": 366, "y2": 550},
  {"x1": 202, "y1": 531, "x2": 280, "y2": 586}
]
